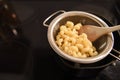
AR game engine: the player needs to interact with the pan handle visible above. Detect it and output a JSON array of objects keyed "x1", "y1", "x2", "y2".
[
  {"x1": 43, "y1": 10, "x2": 66, "y2": 27},
  {"x1": 110, "y1": 48, "x2": 120, "y2": 61}
]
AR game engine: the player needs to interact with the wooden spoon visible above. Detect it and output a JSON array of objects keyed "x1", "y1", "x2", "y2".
[{"x1": 78, "y1": 25, "x2": 120, "y2": 42}]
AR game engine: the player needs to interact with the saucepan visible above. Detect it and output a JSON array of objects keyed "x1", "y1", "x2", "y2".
[{"x1": 43, "y1": 10, "x2": 120, "y2": 64}]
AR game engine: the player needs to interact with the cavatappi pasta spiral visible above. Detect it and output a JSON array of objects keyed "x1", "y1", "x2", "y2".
[{"x1": 56, "y1": 21, "x2": 98, "y2": 58}]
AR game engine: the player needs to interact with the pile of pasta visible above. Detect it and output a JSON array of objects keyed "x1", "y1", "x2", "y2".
[{"x1": 56, "y1": 21, "x2": 98, "y2": 58}]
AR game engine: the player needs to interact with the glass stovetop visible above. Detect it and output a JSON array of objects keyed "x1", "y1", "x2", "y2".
[{"x1": 0, "y1": 0, "x2": 120, "y2": 80}]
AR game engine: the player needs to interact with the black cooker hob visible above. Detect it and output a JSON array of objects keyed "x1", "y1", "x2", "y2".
[
  {"x1": 32, "y1": 1, "x2": 120, "y2": 80},
  {"x1": 1, "y1": 0, "x2": 120, "y2": 80},
  {"x1": 49, "y1": 2, "x2": 120, "y2": 80}
]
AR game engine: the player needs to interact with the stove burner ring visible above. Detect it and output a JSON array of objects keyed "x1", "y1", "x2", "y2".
[
  {"x1": 57, "y1": 48, "x2": 120, "y2": 70},
  {"x1": 55, "y1": 55, "x2": 117, "y2": 79}
]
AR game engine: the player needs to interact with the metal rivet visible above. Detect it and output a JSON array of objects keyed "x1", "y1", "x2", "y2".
[
  {"x1": 12, "y1": 29, "x2": 18, "y2": 36},
  {"x1": 112, "y1": 62, "x2": 116, "y2": 66},
  {"x1": 4, "y1": 4, "x2": 8, "y2": 9},
  {"x1": 12, "y1": 13, "x2": 16, "y2": 18}
]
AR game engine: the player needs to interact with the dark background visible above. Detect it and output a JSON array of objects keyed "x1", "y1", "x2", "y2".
[{"x1": 0, "y1": 0, "x2": 120, "y2": 80}]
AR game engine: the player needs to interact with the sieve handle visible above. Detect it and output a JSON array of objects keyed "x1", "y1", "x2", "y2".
[
  {"x1": 110, "y1": 48, "x2": 120, "y2": 61},
  {"x1": 43, "y1": 10, "x2": 66, "y2": 27}
]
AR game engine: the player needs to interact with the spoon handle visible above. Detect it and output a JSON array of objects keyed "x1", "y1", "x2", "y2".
[{"x1": 106, "y1": 25, "x2": 120, "y2": 33}]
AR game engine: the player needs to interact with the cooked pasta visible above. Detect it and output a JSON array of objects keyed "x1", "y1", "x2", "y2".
[{"x1": 56, "y1": 21, "x2": 98, "y2": 58}]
